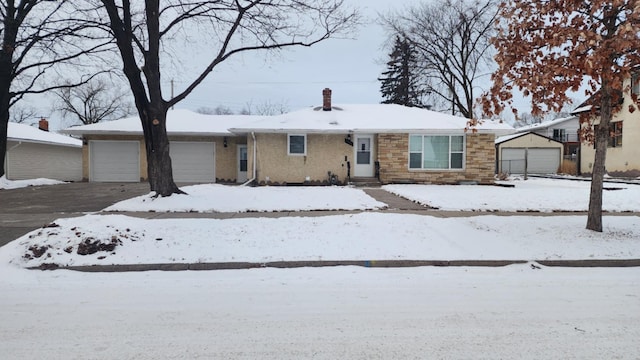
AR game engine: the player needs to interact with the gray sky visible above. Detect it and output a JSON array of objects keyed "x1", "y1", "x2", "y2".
[{"x1": 173, "y1": 0, "x2": 422, "y2": 114}]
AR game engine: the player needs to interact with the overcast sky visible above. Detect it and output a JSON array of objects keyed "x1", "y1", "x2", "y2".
[
  {"x1": 38, "y1": 0, "x2": 549, "y2": 129},
  {"x1": 173, "y1": 0, "x2": 424, "y2": 114}
]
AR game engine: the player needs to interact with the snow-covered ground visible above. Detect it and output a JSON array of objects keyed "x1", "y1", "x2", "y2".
[
  {"x1": 104, "y1": 184, "x2": 386, "y2": 212},
  {"x1": 1, "y1": 178, "x2": 639, "y2": 359},
  {"x1": 2, "y1": 178, "x2": 639, "y2": 268},
  {"x1": 385, "y1": 177, "x2": 640, "y2": 212},
  {"x1": 0, "y1": 264, "x2": 638, "y2": 359},
  {"x1": 0, "y1": 175, "x2": 64, "y2": 190}
]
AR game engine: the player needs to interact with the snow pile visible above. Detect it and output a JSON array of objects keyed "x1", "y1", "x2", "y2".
[{"x1": 0, "y1": 175, "x2": 65, "y2": 190}]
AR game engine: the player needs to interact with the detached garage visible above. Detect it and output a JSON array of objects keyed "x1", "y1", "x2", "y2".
[
  {"x1": 496, "y1": 132, "x2": 564, "y2": 175},
  {"x1": 6, "y1": 122, "x2": 82, "y2": 181}
]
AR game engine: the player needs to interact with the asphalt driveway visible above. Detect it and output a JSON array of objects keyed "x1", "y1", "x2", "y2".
[{"x1": 0, "y1": 182, "x2": 151, "y2": 247}]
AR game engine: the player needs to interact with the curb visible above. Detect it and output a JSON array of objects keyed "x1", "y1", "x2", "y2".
[{"x1": 31, "y1": 259, "x2": 640, "y2": 272}]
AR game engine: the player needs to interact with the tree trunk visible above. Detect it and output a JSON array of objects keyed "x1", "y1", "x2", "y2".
[
  {"x1": 139, "y1": 106, "x2": 182, "y2": 196},
  {"x1": 586, "y1": 81, "x2": 613, "y2": 232},
  {"x1": 0, "y1": 65, "x2": 9, "y2": 179}
]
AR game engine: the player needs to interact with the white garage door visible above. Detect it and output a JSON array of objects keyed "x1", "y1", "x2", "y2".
[
  {"x1": 501, "y1": 148, "x2": 560, "y2": 174},
  {"x1": 170, "y1": 142, "x2": 215, "y2": 183},
  {"x1": 501, "y1": 148, "x2": 525, "y2": 174},
  {"x1": 90, "y1": 141, "x2": 140, "y2": 182},
  {"x1": 527, "y1": 148, "x2": 560, "y2": 174}
]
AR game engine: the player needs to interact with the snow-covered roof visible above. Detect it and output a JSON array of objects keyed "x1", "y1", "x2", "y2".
[
  {"x1": 229, "y1": 104, "x2": 515, "y2": 135},
  {"x1": 514, "y1": 116, "x2": 577, "y2": 133},
  {"x1": 8, "y1": 122, "x2": 81, "y2": 148},
  {"x1": 61, "y1": 109, "x2": 263, "y2": 136},
  {"x1": 495, "y1": 131, "x2": 562, "y2": 145}
]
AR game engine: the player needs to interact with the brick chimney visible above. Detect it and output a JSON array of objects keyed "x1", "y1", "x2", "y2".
[
  {"x1": 38, "y1": 118, "x2": 49, "y2": 132},
  {"x1": 322, "y1": 88, "x2": 332, "y2": 111}
]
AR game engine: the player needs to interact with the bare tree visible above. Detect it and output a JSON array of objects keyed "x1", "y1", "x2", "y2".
[
  {"x1": 196, "y1": 105, "x2": 234, "y2": 115},
  {"x1": 484, "y1": 0, "x2": 640, "y2": 232},
  {"x1": 9, "y1": 104, "x2": 37, "y2": 124},
  {"x1": 98, "y1": 0, "x2": 358, "y2": 196},
  {"x1": 0, "y1": 1, "x2": 110, "y2": 177},
  {"x1": 382, "y1": 0, "x2": 499, "y2": 119},
  {"x1": 54, "y1": 77, "x2": 133, "y2": 125}
]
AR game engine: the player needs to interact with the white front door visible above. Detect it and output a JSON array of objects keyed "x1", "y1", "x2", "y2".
[
  {"x1": 354, "y1": 134, "x2": 374, "y2": 177},
  {"x1": 237, "y1": 145, "x2": 248, "y2": 183}
]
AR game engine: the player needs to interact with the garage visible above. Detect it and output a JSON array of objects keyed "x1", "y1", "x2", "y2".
[
  {"x1": 496, "y1": 132, "x2": 563, "y2": 175},
  {"x1": 90, "y1": 140, "x2": 140, "y2": 182},
  {"x1": 169, "y1": 141, "x2": 215, "y2": 183}
]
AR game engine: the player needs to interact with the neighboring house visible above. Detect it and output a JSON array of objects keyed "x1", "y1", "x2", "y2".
[
  {"x1": 5, "y1": 120, "x2": 82, "y2": 181},
  {"x1": 62, "y1": 110, "x2": 261, "y2": 183},
  {"x1": 228, "y1": 89, "x2": 514, "y2": 185},
  {"x1": 574, "y1": 72, "x2": 640, "y2": 177},
  {"x1": 495, "y1": 132, "x2": 564, "y2": 175},
  {"x1": 513, "y1": 116, "x2": 580, "y2": 159}
]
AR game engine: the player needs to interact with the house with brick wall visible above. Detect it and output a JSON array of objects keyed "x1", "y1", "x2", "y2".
[{"x1": 229, "y1": 89, "x2": 514, "y2": 185}]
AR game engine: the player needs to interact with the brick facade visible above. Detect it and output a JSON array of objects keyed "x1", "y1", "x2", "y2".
[{"x1": 377, "y1": 133, "x2": 496, "y2": 184}]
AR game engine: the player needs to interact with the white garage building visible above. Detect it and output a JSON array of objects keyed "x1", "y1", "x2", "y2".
[
  {"x1": 5, "y1": 121, "x2": 82, "y2": 181},
  {"x1": 495, "y1": 132, "x2": 564, "y2": 175}
]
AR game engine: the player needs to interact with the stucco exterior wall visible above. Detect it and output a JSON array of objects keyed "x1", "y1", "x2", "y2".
[
  {"x1": 580, "y1": 77, "x2": 640, "y2": 177},
  {"x1": 377, "y1": 133, "x2": 496, "y2": 184},
  {"x1": 251, "y1": 133, "x2": 352, "y2": 185}
]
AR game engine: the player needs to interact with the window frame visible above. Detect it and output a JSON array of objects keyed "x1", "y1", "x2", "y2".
[
  {"x1": 287, "y1": 134, "x2": 307, "y2": 156},
  {"x1": 632, "y1": 72, "x2": 639, "y2": 95},
  {"x1": 408, "y1": 134, "x2": 466, "y2": 170},
  {"x1": 594, "y1": 121, "x2": 623, "y2": 148}
]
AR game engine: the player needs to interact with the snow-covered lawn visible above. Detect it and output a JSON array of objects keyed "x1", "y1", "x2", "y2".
[
  {"x1": 105, "y1": 184, "x2": 386, "y2": 212},
  {"x1": 384, "y1": 177, "x2": 640, "y2": 212},
  {"x1": 3, "y1": 213, "x2": 639, "y2": 268},
  {"x1": 0, "y1": 175, "x2": 64, "y2": 190},
  {"x1": 2, "y1": 178, "x2": 640, "y2": 268},
  {"x1": 0, "y1": 264, "x2": 638, "y2": 359}
]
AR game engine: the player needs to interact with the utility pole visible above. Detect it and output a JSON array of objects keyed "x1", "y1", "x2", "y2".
[{"x1": 170, "y1": 79, "x2": 174, "y2": 110}]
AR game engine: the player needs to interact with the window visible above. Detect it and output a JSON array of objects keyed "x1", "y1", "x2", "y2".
[
  {"x1": 610, "y1": 121, "x2": 623, "y2": 147},
  {"x1": 553, "y1": 129, "x2": 566, "y2": 142},
  {"x1": 288, "y1": 134, "x2": 306, "y2": 155},
  {"x1": 594, "y1": 121, "x2": 623, "y2": 148},
  {"x1": 632, "y1": 73, "x2": 639, "y2": 95},
  {"x1": 409, "y1": 135, "x2": 464, "y2": 170}
]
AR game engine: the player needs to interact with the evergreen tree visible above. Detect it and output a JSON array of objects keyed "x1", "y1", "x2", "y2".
[{"x1": 378, "y1": 37, "x2": 424, "y2": 108}]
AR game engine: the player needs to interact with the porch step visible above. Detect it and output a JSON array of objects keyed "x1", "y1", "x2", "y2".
[{"x1": 349, "y1": 177, "x2": 381, "y2": 187}]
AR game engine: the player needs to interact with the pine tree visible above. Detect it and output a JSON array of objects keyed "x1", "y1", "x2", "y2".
[{"x1": 378, "y1": 37, "x2": 424, "y2": 108}]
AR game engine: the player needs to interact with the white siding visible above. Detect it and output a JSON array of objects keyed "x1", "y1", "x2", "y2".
[{"x1": 6, "y1": 141, "x2": 82, "y2": 181}]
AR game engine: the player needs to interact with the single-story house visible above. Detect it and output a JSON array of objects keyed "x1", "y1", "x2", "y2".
[
  {"x1": 574, "y1": 72, "x2": 640, "y2": 177},
  {"x1": 5, "y1": 120, "x2": 82, "y2": 181},
  {"x1": 229, "y1": 89, "x2": 514, "y2": 185},
  {"x1": 495, "y1": 132, "x2": 564, "y2": 175},
  {"x1": 62, "y1": 110, "x2": 262, "y2": 183}
]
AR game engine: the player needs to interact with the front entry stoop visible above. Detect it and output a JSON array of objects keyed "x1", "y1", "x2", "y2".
[{"x1": 349, "y1": 177, "x2": 381, "y2": 187}]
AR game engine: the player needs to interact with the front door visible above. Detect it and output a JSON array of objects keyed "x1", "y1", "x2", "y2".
[
  {"x1": 237, "y1": 145, "x2": 248, "y2": 183},
  {"x1": 354, "y1": 134, "x2": 374, "y2": 177}
]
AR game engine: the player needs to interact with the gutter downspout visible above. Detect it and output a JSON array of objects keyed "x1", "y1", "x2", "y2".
[{"x1": 242, "y1": 132, "x2": 257, "y2": 186}]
